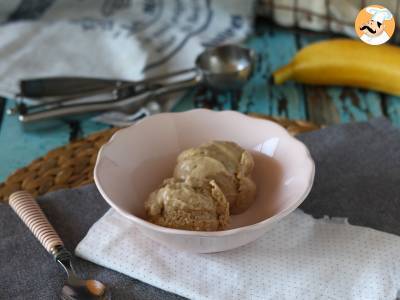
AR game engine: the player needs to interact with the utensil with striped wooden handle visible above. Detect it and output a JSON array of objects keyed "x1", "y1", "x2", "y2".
[{"x1": 9, "y1": 191, "x2": 110, "y2": 300}]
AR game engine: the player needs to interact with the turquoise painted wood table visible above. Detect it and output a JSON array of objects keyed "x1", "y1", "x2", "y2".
[{"x1": 1, "y1": 22, "x2": 400, "y2": 182}]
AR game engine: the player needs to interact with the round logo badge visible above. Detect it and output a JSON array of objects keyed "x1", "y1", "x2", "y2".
[{"x1": 355, "y1": 5, "x2": 395, "y2": 45}]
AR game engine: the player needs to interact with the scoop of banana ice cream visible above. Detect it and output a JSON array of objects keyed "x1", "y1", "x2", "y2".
[
  {"x1": 174, "y1": 141, "x2": 256, "y2": 214},
  {"x1": 145, "y1": 177, "x2": 229, "y2": 231}
]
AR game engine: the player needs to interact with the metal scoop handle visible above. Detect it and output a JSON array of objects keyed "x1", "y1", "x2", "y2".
[
  {"x1": 18, "y1": 74, "x2": 200, "y2": 123},
  {"x1": 20, "y1": 68, "x2": 198, "y2": 100},
  {"x1": 20, "y1": 77, "x2": 130, "y2": 98}
]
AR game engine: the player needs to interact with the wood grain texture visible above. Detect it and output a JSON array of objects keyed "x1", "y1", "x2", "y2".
[
  {"x1": 297, "y1": 35, "x2": 387, "y2": 125},
  {"x1": 244, "y1": 27, "x2": 306, "y2": 119},
  {"x1": 386, "y1": 96, "x2": 400, "y2": 126}
]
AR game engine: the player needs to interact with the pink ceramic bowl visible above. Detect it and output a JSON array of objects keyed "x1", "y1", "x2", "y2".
[{"x1": 94, "y1": 109, "x2": 314, "y2": 253}]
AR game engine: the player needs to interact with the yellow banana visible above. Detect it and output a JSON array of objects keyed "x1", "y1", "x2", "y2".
[{"x1": 273, "y1": 38, "x2": 400, "y2": 96}]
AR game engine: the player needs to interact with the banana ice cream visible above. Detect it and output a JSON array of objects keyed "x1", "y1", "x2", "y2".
[
  {"x1": 145, "y1": 177, "x2": 229, "y2": 231},
  {"x1": 174, "y1": 141, "x2": 256, "y2": 214},
  {"x1": 145, "y1": 141, "x2": 256, "y2": 231}
]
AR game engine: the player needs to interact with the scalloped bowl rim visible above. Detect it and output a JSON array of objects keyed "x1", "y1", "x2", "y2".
[{"x1": 94, "y1": 109, "x2": 315, "y2": 237}]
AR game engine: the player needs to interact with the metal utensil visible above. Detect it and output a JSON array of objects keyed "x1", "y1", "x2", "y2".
[
  {"x1": 11, "y1": 68, "x2": 198, "y2": 123},
  {"x1": 20, "y1": 44, "x2": 255, "y2": 98},
  {"x1": 19, "y1": 68, "x2": 196, "y2": 100},
  {"x1": 9, "y1": 191, "x2": 109, "y2": 300},
  {"x1": 20, "y1": 77, "x2": 131, "y2": 98},
  {"x1": 194, "y1": 43, "x2": 255, "y2": 90},
  {"x1": 12, "y1": 44, "x2": 256, "y2": 123},
  {"x1": 15, "y1": 74, "x2": 197, "y2": 123},
  {"x1": 91, "y1": 101, "x2": 161, "y2": 127}
]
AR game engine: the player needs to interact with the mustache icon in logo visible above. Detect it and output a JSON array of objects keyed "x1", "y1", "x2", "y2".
[{"x1": 360, "y1": 25, "x2": 377, "y2": 34}]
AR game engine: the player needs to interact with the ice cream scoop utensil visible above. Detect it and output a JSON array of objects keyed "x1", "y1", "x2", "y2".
[{"x1": 9, "y1": 191, "x2": 109, "y2": 300}]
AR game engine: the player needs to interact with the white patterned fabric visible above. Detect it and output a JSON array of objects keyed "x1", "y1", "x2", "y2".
[
  {"x1": 0, "y1": 0, "x2": 254, "y2": 95},
  {"x1": 76, "y1": 209, "x2": 400, "y2": 300}
]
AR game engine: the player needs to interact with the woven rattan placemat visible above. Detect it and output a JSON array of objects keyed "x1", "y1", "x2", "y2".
[{"x1": 0, "y1": 114, "x2": 320, "y2": 201}]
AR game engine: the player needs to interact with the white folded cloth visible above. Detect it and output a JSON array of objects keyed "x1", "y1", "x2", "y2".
[
  {"x1": 0, "y1": 0, "x2": 254, "y2": 95},
  {"x1": 75, "y1": 209, "x2": 400, "y2": 300}
]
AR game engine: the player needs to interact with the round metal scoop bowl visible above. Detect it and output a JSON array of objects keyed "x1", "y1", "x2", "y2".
[{"x1": 196, "y1": 44, "x2": 255, "y2": 90}]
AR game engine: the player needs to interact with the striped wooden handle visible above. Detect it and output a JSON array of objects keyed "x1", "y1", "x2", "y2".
[{"x1": 9, "y1": 191, "x2": 63, "y2": 253}]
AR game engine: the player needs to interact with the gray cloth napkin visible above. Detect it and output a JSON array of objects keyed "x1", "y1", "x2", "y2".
[{"x1": 1, "y1": 118, "x2": 400, "y2": 300}]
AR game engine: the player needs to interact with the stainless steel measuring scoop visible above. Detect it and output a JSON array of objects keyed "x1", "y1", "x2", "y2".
[{"x1": 10, "y1": 44, "x2": 256, "y2": 124}]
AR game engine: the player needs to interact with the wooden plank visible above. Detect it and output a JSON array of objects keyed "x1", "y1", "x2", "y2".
[
  {"x1": 244, "y1": 28, "x2": 306, "y2": 119},
  {"x1": 305, "y1": 87, "x2": 384, "y2": 126},
  {"x1": 386, "y1": 96, "x2": 400, "y2": 126},
  {"x1": 304, "y1": 87, "x2": 341, "y2": 125},
  {"x1": 0, "y1": 99, "x2": 107, "y2": 182},
  {"x1": 298, "y1": 35, "x2": 385, "y2": 125},
  {"x1": 172, "y1": 90, "x2": 197, "y2": 112}
]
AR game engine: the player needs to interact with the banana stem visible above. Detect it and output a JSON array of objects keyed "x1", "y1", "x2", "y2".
[{"x1": 273, "y1": 63, "x2": 293, "y2": 84}]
